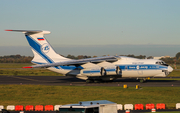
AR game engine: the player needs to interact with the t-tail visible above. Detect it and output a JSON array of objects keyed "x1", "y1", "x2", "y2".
[{"x1": 5, "y1": 30, "x2": 69, "y2": 64}]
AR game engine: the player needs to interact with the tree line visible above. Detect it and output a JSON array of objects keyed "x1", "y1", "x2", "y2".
[
  {"x1": 0, "y1": 55, "x2": 33, "y2": 63},
  {"x1": 0, "y1": 54, "x2": 179, "y2": 64},
  {"x1": 66, "y1": 54, "x2": 147, "y2": 59}
]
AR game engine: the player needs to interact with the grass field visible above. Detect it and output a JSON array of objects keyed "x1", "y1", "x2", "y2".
[
  {"x1": 0, "y1": 63, "x2": 31, "y2": 68},
  {"x1": 0, "y1": 85, "x2": 180, "y2": 109},
  {"x1": 0, "y1": 68, "x2": 62, "y2": 76},
  {"x1": 0, "y1": 63, "x2": 63, "y2": 76}
]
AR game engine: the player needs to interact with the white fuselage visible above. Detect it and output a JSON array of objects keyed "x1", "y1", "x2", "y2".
[{"x1": 47, "y1": 56, "x2": 173, "y2": 81}]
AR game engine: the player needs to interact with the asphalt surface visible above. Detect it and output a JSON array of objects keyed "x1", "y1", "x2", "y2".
[{"x1": 0, "y1": 76, "x2": 180, "y2": 87}]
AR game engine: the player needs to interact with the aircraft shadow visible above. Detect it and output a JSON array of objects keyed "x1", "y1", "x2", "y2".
[
  {"x1": 56, "y1": 77, "x2": 85, "y2": 83},
  {"x1": 53, "y1": 77, "x2": 178, "y2": 84},
  {"x1": 114, "y1": 78, "x2": 177, "y2": 83}
]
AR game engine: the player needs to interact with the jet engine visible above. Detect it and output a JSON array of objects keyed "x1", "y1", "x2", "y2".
[{"x1": 80, "y1": 66, "x2": 121, "y2": 76}]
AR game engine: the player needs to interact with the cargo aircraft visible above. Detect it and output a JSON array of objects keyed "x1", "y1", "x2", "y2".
[{"x1": 6, "y1": 30, "x2": 173, "y2": 83}]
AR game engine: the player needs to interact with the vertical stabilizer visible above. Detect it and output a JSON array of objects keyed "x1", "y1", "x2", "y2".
[{"x1": 5, "y1": 30, "x2": 69, "y2": 64}]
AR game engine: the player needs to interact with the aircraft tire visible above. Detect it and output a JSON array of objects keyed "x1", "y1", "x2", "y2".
[
  {"x1": 94, "y1": 79, "x2": 102, "y2": 83},
  {"x1": 140, "y1": 79, "x2": 144, "y2": 83},
  {"x1": 86, "y1": 79, "x2": 94, "y2": 83},
  {"x1": 139, "y1": 79, "x2": 146, "y2": 83}
]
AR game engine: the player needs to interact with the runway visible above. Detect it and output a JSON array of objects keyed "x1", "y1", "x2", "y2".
[{"x1": 0, "y1": 76, "x2": 180, "y2": 87}]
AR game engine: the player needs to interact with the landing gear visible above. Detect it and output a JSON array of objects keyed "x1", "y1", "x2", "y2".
[
  {"x1": 139, "y1": 78, "x2": 146, "y2": 83},
  {"x1": 86, "y1": 79, "x2": 94, "y2": 83},
  {"x1": 86, "y1": 79, "x2": 102, "y2": 83},
  {"x1": 94, "y1": 79, "x2": 102, "y2": 83}
]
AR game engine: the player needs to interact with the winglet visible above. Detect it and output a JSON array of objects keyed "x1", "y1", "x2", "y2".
[{"x1": 22, "y1": 66, "x2": 33, "y2": 68}]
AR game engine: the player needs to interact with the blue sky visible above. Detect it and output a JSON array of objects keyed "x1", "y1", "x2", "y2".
[{"x1": 0, "y1": 0, "x2": 180, "y2": 57}]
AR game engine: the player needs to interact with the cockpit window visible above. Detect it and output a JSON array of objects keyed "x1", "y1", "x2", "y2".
[
  {"x1": 156, "y1": 62, "x2": 160, "y2": 64},
  {"x1": 156, "y1": 61, "x2": 169, "y2": 66}
]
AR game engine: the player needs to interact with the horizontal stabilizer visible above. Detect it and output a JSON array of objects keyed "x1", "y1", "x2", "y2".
[{"x1": 5, "y1": 30, "x2": 50, "y2": 34}]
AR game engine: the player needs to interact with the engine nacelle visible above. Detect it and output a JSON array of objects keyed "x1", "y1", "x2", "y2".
[
  {"x1": 80, "y1": 68, "x2": 101, "y2": 76},
  {"x1": 101, "y1": 66, "x2": 121, "y2": 76},
  {"x1": 80, "y1": 66, "x2": 121, "y2": 76}
]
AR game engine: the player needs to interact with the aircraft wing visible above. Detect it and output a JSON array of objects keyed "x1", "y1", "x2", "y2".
[{"x1": 23, "y1": 56, "x2": 119, "y2": 68}]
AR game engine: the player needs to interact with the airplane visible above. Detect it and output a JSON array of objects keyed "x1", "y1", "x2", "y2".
[{"x1": 5, "y1": 30, "x2": 173, "y2": 83}]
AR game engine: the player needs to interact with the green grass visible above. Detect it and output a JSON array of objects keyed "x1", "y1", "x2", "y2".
[
  {"x1": 0, "y1": 63, "x2": 63, "y2": 76},
  {"x1": 0, "y1": 63, "x2": 32, "y2": 68},
  {"x1": 167, "y1": 70, "x2": 180, "y2": 77},
  {"x1": 0, "y1": 85, "x2": 180, "y2": 109},
  {"x1": 0, "y1": 68, "x2": 63, "y2": 76}
]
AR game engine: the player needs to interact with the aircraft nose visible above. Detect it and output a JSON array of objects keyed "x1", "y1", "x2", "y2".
[{"x1": 168, "y1": 66, "x2": 173, "y2": 72}]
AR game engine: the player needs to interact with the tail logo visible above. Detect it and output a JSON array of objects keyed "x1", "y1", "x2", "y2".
[{"x1": 41, "y1": 43, "x2": 50, "y2": 53}]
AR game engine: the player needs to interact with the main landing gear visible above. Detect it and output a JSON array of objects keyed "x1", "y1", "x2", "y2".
[
  {"x1": 138, "y1": 78, "x2": 147, "y2": 83},
  {"x1": 86, "y1": 79, "x2": 103, "y2": 83},
  {"x1": 86, "y1": 79, "x2": 94, "y2": 83}
]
